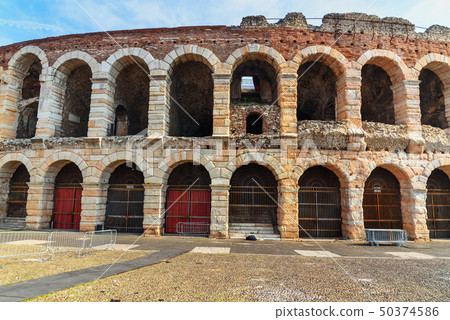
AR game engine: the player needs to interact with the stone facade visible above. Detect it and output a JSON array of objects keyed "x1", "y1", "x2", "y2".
[{"x1": 0, "y1": 12, "x2": 449, "y2": 240}]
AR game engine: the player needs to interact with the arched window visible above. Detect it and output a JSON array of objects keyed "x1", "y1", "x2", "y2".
[{"x1": 419, "y1": 68, "x2": 447, "y2": 129}]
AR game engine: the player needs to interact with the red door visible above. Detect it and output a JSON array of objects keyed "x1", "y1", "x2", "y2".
[
  {"x1": 53, "y1": 185, "x2": 82, "y2": 230},
  {"x1": 165, "y1": 188, "x2": 211, "y2": 234}
]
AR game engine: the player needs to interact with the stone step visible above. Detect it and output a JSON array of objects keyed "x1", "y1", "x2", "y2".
[{"x1": 229, "y1": 232, "x2": 281, "y2": 240}]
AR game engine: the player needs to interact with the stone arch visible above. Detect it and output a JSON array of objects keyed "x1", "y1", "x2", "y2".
[
  {"x1": 225, "y1": 153, "x2": 287, "y2": 183},
  {"x1": 95, "y1": 151, "x2": 149, "y2": 184},
  {"x1": 418, "y1": 159, "x2": 450, "y2": 185},
  {"x1": 38, "y1": 152, "x2": 88, "y2": 183},
  {"x1": 293, "y1": 157, "x2": 351, "y2": 188},
  {"x1": 51, "y1": 51, "x2": 99, "y2": 76},
  {"x1": 362, "y1": 160, "x2": 414, "y2": 191},
  {"x1": 8, "y1": 45, "x2": 49, "y2": 75},
  {"x1": 105, "y1": 48, "x2": 154, "y2": 79},
  {"x1": 292, "y1": 46, "x2": 349, "y2": 77},
  {"x1": 413, "y1": 54, "x2": 450, "y2": 82},
  {"x1": 356, "y1": 50, "x2": 409, "y2": 83},
  {"x1": 161, "y1": 45, "x2": 222, "y2": 75},
  {"x1": 225, "y1": 44, "x2": 286, "y2": 74},
  {"x1": 157, "y1": 150, "x2": 216, "y2": 184},
  {"x1": 0, "y1": 153, "x2": 34, "y2": 177}
]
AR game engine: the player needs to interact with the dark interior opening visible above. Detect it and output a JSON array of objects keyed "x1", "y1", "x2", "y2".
[
  {"x1": 419, "y1": 68, "x2": 447, "y2": 129},
  {"x1": 246, "y1": 113, "x2": 263, "y2": 134}
]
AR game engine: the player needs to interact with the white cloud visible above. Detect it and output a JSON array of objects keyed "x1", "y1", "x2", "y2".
[{"x1": 0, "y1": 17, "x2": 63, "y2": 33}]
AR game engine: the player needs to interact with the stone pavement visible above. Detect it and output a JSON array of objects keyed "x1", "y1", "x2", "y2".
[{"x1": 0, "y1": 235, "x2": 449, "y2": 302}]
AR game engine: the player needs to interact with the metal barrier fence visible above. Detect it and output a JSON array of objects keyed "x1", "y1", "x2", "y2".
[
  {"x1": 365, "y1": 229, "x2": 407, "y2": 247},
  {"x1": 0, "y1": 231, "x2": 50, "y2": 262},
  {"x1": 87, "y1": 229, "x2": 117, "y2": 253},
  {"x1": 0, "y1": 230, "x2": 117, "y2": 266}
]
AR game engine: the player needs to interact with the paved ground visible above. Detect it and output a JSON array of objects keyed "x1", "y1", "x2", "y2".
[
  {"x1": 1, "y1": 235, "x2": 449, "y2": 302},
  {"x1": 117, "y1": 235, "x2": 450, "y2": 259}
]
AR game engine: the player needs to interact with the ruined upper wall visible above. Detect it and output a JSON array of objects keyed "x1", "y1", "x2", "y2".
[
  {"x1": 241, "y1": 12, "x2": 450, "y2": 42},
  {"x1": 0, "y1": 12, "x2": 449, "y2": 69}
]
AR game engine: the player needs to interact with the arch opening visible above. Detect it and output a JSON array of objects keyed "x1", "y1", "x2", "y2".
[
  {"x1": 298, "y1": 166, "x2": 341, "y2": 238},
  {"x1": 165, "y1": 163, "x2": 211, "y2": 235},
  {"x1": 52, "y1": 163, "x2": 83, "y2": 230},
  {"x1": 363, "y1": 167, "x2": 402, "y2": 229},
  {"x1": 361, "y1": 64, "x2": 395, "y2": 124},
  {"x1": 17, "y1": 60, "x2": 41, "y2": 139},
  {"x1": 229, "y1": 164, "x2": 278, "y2": 229},
  {"x1": 419, "y1": 68, "x2": 447, "y2": 129},
  {"x1": 60, "y1": 64, "x2": 92, "y2": 137},
  {"x1": 169, "y1": 61, "x2": 213, "y2": 137},
  {"x1": 426, "y1": 169, "x2": 450, "y2": 238},
  {"x1": 105, "y1": 163, "x2": 144, "y2": 233},
  {"x1": 231, "y1": 60, "x2": 277, "y2": 104},
  {"x1": 6, "y1": 164, "x2": 30, "y2": 218},
  {"x1": 297, "y1": 62, "x2": 337, "y2": 121},
  {"x1": 112, "y1": 62, "x2": 149, "y2": 136}
]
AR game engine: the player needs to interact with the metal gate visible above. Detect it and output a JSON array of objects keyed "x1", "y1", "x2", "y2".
[
  {"x1": 229, "y1": 186, "x2": 277, "y2": 224},
  {"x1": 298, "y1": 187, "x2": 341, "y2": 238},
  {"x1": 165, "y1": 187, "x2": 211, "y2": 234},
  {"x1": 52, "y1": 183, "x2": 82, "y2": 230},
  {"x1": 105, "y1": 184, "x2": 144, "y2": 233},
  {"x1": 426, "y1": 189, "x2": 450, "y2": 238},
  {"x1": 363, "y1": 187, "x2": 402, "y2": 229},
  {"x1": 7, "y1": 182, "x2": 28, "y2": 218}
]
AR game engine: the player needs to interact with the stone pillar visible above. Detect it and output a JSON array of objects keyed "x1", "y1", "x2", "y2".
[
  {"x1": 25, "y1": 182, "x2": 54, "y2": 230},
  {"x1": 444, "y1": 87, "x2": 450, "y2": 127},
  {"x1": 212, "y1": 73, "x2": 231, "y2": 137},
  {"x1": 210, "y1": 184, "x2": 230, "y2": 239},
  {"x1": 35, "y1": 73, "x2": 66, "y2": 137},
  {"x1": 401, "y1": 188, "x2": 429, "y2": 240},
  {"x1": 278, "y1": 73, "x2": 298, "y2": 136},
  {"x1": 277, "y1": 178, "x2": 299, "y2": 239},
  {"x1": 336, "y1": 72, "x2": 366, "y2": 151},
  {"x1": 0, "y1": 177, "x2": 9, "y2": 220},
  {"x1": 0, "y1": 67, "x2": 24, "y2": 139},
  {"x1": 148, "y1": 73, "x2": 169, "y2": 137},
  {"x1": 79, "y1": 183, "x2": 108, "y2": 231},
  {"x1": 87, "y1": 74, "x2": 116, "y2": 137},
  {"x1": 391, "y1": 80, "x2": 424, "y2": 153},
  {"x1": 143, "y1": 183, "x2": 166, "y2": 236},
  {"x1": 341, "y1": 187, "x2": 365, "y2": 239}
]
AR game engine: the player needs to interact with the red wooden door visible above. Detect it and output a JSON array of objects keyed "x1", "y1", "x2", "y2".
[
  {"x1": 165, "y1": 188, "x2": 211, "y2": 234},
  {"x1": 53, "y1": 185, "x2": 82, "y2": 230}
]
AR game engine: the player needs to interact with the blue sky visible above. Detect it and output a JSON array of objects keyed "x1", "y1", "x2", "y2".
[{"x1": 0, "y1": 0, "x2": 448, "y2": 46}]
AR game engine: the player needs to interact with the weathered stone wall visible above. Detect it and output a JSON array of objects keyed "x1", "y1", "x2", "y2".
[{"x1": 0, "y1": 12, "x2": 449, "y2": 241}]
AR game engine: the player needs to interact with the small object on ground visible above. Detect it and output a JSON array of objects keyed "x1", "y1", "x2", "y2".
[{"x1": 246, "y1": 235, "x2": 257, "y2": 241}]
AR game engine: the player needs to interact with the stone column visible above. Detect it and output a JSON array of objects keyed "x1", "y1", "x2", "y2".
[
  {"x1": 149, "y1": 73, "x2": 170, "y2": 136},
  {"x1": 0, "y1": 67, "x2": 24, "y2": 139},
  {"x1": 341, "y1": 187, "x2": 365, "y2": 239},
  {"x1": 278, "y1": 73, "x2": 298, "y2": 136},
  {"x1": 336, "y1": 72, "x2": 366, "y2": 152},
  {"x1": 35, "y1": 73, "x2": 66, "y2": 137},
  {"x1": 277, "y1": 178, "x2": 299, "y2": 239},
  {"x1": 0, "y1": 177, "x2": 9, "y2": 220},
  {"x1": 212, "y1": 73, "x2": 231, "y2": 137},
  {"x1": 444, "y1": 87, "x2": 450, "y2": 127},
  {"x1": 210, "y1": 184, "x2": 230, "y2": 239},
  {"x1": 25, "y1": 182, "x2": 54, "y2": 230},
  {"x1": 79, "y1": 183, "x2": 108, "y2": 231},
  {"x1": 87, "y1": 74, "x2": 116, "y2": 137},
  {"x1": 143, "y1": 183, "x2": 166, "y2": 236},
  {"x1": 401, "y1": 188, "x2": 429, "y2": 240},
  {"x1": 391, "y1": 80, "x2": 424, "y2": 153}
]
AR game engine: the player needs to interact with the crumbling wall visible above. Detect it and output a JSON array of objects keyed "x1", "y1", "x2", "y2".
[
  {"x1": 419, "y1": 68, "x2": 447, "y2": 129},
  {"x1": 114, "y1": 64, "x2": 149, "y2": 136},
  {"x1": 422, "y1": 125, "x2": 450, "y2": 154},
  {"x1": 363, "y1": 122, "x2": 409, "y2": 152},
  {"x1": 60, "y1": 65, "x2": 92, "y2": 137},
  {"x1": 298, "y1": 120, "x2": 348, "y2": 150},
  {"x1": 297, "y1": 62, "x2": 336, "y2": 121},
  {"x1": 169, "y1": 61, "x2": 213, "y2": 137},
  {"x1": 361, "y1": 64, "x2": 394, "y2": 124},
  {"x1": 230, "y1": 104, "x2": 279, "y2": 135}
]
